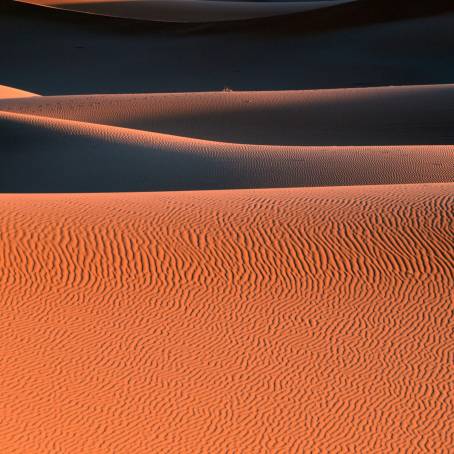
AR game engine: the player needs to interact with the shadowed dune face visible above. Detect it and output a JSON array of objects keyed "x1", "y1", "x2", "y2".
[
  {"x1": 1, "y1": 84, "x2": 454, "y2": 145},
  {"x1": 3, "y1": 2, "x2": 454, "y2": 95},
  {"x1": 0, "y1": 85, "x2": 453, "y2": 192},
  {"x1": 2, "y1": 109, "x2": 453, "y2": 192},
  {"x1": 16, "y1": 0, "x2": 356, "y2": 22},
  {"x1": 1, "y1": 184, "x2": 453, "y2": 453}
]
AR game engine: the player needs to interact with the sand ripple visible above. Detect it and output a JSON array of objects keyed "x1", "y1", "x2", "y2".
[
  {"x1": 1, "y1": 85, "x2": 453, "y2": 192},
  {"x1": 1, "y1": 184, "x2": 452, "y2": 452}
]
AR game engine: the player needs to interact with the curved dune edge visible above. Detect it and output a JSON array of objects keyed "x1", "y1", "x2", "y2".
[
  {"x1": 1, "y1": 84, "x2": 453, "y2": 145},
  {"x1": 0, "y1": 84, "x2": 39, "y2": 99},
  {"x1": 1, "y1": 184, "x2": 452, "y2": 452},
  {"x1": 15, "y1": 0, "x2": 357, "y2": 23},
  {"x1": 1, "y1": 109, "x2": 453, "y2": 192}
]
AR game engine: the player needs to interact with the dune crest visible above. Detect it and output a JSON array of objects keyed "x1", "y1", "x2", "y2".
[
  {"x1": 1, "y1": 84, "x2": 453, "y2": 145},
  {"x1": 16, "y1": 0, "x2": 356, "y2": 23},
  {"x1": 1, "y1": 85, "x2": 453, "y2": 192},
  {"x1": 1, "y1": 109, "x2": 453, "y2": 192},
  {"x1": 0, "y1": 84, "x2": 39, "y2": 99}
]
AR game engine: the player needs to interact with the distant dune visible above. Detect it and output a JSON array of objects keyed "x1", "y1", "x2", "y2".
[
  {"x1": 1, "y1": 84, "x2": 453, "y2": 192},
  {"x1": 0, "y1": 84, "x2": 38, "y2": 99},
  {"x1": 1, "y1": 84, "x2": 453, "y2": 145},
  {"x1": 16, "y1": 0, "x2": 356, "y2": 22},
  {"x1": 4, "y1": 1, "x2": 454, "y2": 95},
  {"x1": 1, "y1": 184, "x2": 452, "y2": 452}
]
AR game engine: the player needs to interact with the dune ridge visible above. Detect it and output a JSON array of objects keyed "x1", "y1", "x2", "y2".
[
  {"x1": 1, "y1": 84, "x2": 454, "y2": 145},
  {"x1": 0, "y1": 84, "x2": 38, "y2": 99},
  {"x1": 1, "y1": 108, "x2": 453, "y2": 192},
  {"x1": 2, "y1": 0, "x2": 454, "y2": 451},
  {"x1": 1, "y1": 84, "x2": 453, "y2": 192},
  {"x1": 15, "y1": 0, "x2": 356, "y2": 23},
  {"x1": 1, "y1": 184, "x2": 452, "y2": 453}
]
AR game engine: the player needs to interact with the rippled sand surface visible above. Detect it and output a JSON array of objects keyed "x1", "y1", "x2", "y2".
[
  {"x1": 1, "y1": 184, "x2": 453, "y2": 453},
  {"x1": 1, "y1": 0, "x2": 454, "y2": 452}
]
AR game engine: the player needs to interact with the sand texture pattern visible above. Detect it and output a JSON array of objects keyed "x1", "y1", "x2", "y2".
[
  {"x1": 1, "y1": 1, "x2": 454, "y2": 452},
  {"x1": 1, "y1": 85, "x2": 453, "y2": 192},
  {"x1": 1, "y1": 184, "x2": 453, "y2": 453}
]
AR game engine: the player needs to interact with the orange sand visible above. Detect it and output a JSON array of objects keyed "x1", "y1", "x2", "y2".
[
  {"x1": 0, "y1": 84, "x2": 38, "y2": 99},
  {"x1": 16, "y1": 0, "x2": 356, "y2": 23},
  {"x1": 1, "y1": 184, "x2": 452, "y2": 452},
  {"x1": 1, "y1": 2, "x2": 453, "y2": 449}
]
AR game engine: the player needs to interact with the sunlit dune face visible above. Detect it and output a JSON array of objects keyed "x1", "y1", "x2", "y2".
[
  {"x1": 1, "y1": 184, "x2": 453, "y2": 452},
  {"x1": 0, "y1": 84, "x2": 38, "y2": 99}
]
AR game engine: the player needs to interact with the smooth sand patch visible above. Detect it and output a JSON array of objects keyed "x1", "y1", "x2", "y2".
[{"x1": 0, "y1": 84, "x2": 38, "y2": 99}]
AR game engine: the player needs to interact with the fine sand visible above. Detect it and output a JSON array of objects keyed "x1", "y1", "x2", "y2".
[
  {"x1": 0, "y1": 84, "x2": 38, "y2": 99},
  {"x1": 17, "y1": 0, "x2": 357, "y2": 22},
  {"x1": 0, "y1": 84, "x2": 453, "y2": 192},
  {"x1": 1, "y1": 184, "x2": 453, "y2": 453},
  {"x1": 1, "y1": 1, "x2": 454, "y2": 452},
  {"x1": 1, "y1": 84, "x2": 454, "y2": 145}
]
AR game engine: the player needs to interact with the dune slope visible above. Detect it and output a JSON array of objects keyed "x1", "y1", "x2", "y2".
[
  {"x1": 1, "y1": 84, "x2": 453, "y2": 192},
  {"x1": 1, "y1": 84, "x2": 454, "y2": 145},
  {"x1": 16, "y1": 0, "x2": 356, "y2": 23},
  {"x1": 2, "y1": 1, "x2": 453, "y2": 452},
  {"x1": 1, "y1": 109, "x2": 453, "y2": 192},
  {"x1": 1, "y1": 184, "x2": 452, "y2": 453},
  {"x1": 0, "y1": 84, "x2": 38, "y2": 99}
]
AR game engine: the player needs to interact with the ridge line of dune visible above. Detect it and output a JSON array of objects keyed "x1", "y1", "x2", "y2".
[
  {"x1": 15, "y1": 0, "x2": 357, "y2": 23},
  {"x1": 1, "y1": 84, "x2": 453, "y2": 146},
  {"x1": 1, "y1": 108, "x2": 453, "y2": 193}
]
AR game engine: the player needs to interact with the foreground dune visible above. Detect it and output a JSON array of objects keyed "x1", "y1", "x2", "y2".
[
  {"x1": 16, "y1": 0, "x2": 356, "y2": 23},
  {"x1": 1, "y1": 184, "x2": 452, "y2": 452}
]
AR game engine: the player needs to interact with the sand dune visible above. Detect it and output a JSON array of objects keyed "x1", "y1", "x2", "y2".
[
  {"x1": 1, "y1": 84, "x2": 453, "y2": 192},
  {"x1": 1, "y1": 184, "x2": 452, "y2": 452},
  {"x1": 1, "y1": 109, "x2": 453, "y2": 192},
  {"x1": 1, "y1": 84, "x2": 454, "y2": 145},
  {"x1": 2, "y1": 1, "x2": 453, "y2": 452},
  {"x1": 16, "y1": 0, "x2": 356, "y2": 23},
  {"x1": 4, "y1": 2, "x2": 454, "y2": 95},
  {"x1": 0, "y1": 84, "x2": 38, "y2": 99}
]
